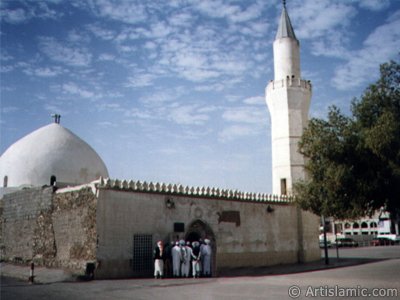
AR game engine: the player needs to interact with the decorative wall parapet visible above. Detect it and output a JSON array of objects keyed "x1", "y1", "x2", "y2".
[
  {"x1": 266, "y1": 77, "x2": 312, "y2": 91},
  {"x1": 97, "y1": 177, "x2": 294, "y2": 204}
]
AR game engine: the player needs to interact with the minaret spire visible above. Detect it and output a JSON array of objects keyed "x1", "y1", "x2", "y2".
[{"x1": 276, "y1": 0, "x2": 297, "y2": 41}]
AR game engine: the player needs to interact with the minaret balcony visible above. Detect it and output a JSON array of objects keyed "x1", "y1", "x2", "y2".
[{"x1": 266, "y1": 77, "x2": 312, "y2": 91}]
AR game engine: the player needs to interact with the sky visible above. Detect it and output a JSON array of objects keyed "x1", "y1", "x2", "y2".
[{"x1": 1, "y1": 0, "x2": 399, "y2": 194}]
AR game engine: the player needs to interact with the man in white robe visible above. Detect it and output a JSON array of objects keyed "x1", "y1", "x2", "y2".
[
  {"x1": 201, "y1": 239, "x2": 212, "y2": 277},
  {"x1": 179, "y1": 240, "x2": 189, "y2": 277},
  {"x1": 182, "y1": 241, "x2": 192, "y2": 278},
  {"x1": 171, "y1": 241, "x2": 181, "y2": 277}
]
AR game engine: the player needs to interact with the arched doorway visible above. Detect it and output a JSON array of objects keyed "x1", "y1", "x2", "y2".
[{"x1": 185, "y1": 219, "x2": 217, "y2": 277}]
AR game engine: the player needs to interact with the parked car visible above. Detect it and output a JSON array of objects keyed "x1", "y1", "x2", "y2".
[
  {"x1": 371, "y1": 237, "x2": 395, "y2": 246},
  {"x1": 319, "y1": 240, "x2": 332, "y2": 248},
  {"x1": 335, "y1": 237, "x2": 358, "y2": 247}
]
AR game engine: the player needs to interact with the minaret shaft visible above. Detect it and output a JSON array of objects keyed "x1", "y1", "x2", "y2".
[
  {"x1": 266, "y1": 4, "x2": 311, "y2": 195},
  {"x1": 273, "y1": 38, "x2": 300, "y2": 80}
]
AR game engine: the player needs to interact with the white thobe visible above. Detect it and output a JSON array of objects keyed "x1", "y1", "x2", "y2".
[
  {"x1": 181, "y1": 246, "x2": 192, "y2": 277},
  {"x1": 201, "y1": 244, "x2": 212, "y2": 276},
  {"x1": 171, "y1": 245, "x2": 181, "y2": 277}
]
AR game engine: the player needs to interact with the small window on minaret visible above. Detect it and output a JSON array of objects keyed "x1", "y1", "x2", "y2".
[
  {"x1": 280, "y1": 178, "x2": 287, "y2": 195},
  {"x1": 50, "y1": 175, "x2": 56, "y2": 186},
  {"x1": 3, "y1": 176, "x2": 8, "y2": 187}
]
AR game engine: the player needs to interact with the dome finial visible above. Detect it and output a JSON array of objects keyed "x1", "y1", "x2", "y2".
[
  {"x1": 283, "y1": 0, "x2": 286, "y2": 8},
  {"x1": 51, "y1": 114, "x2": 61, "y2": 124}
]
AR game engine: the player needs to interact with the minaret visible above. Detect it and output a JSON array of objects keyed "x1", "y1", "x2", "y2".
[{"x1": 266, "y1": 1, "x2": 312, "y2": 195}]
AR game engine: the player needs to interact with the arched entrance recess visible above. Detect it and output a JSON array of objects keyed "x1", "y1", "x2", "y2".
[{"x1": 185, "y1": 219, "x2": 217, "y2": 277}]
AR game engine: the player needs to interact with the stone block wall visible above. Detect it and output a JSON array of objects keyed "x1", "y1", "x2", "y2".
[
  {"x1": 1, "y1": 187, "x2": 53, "y2": 261},
  {"x1": 0, "y1": 186, "x2": 97, "y2": 273},
  {"x1": 1, "y1": 182, "x2": 320, "y2": 279},
  {"x1": 52, "y1": 188, "x2": 97, "y2": 270}
]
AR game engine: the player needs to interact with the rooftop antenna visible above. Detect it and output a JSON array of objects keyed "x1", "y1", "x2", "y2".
[{"x1": 51, "y1": 114, "x2": 61, "y2": 124}]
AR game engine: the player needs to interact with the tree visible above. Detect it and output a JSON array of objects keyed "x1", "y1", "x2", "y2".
[{"x1": 294, "y1": 60, "x2": 400, "y2": 220}]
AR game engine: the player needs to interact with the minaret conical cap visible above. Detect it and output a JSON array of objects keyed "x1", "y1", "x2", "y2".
[{"x1": 275, "y1": 2, "x2": 297, "y2": 40}]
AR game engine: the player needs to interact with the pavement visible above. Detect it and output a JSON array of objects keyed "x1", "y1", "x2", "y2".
[
  {"x1": 0, "y1": 262, "x2": 75, "y2": 284},
  {"x1": 2, "y1": 247, "x2": 399, "y2": 300},
  {"x1": 0, "y1": 248, "x2": 389, "y2": 284}
]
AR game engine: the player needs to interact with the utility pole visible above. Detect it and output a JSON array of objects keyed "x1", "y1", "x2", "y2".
[{"x1": 321, "y1": 215, "x2": 329, "y2": 265}]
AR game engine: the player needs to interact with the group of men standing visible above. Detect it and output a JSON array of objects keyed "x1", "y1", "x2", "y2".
[{"x1": 153, "y1": 238, "x2": 212, "y2": 279}]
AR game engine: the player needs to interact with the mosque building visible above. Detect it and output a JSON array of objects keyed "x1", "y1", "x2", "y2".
[{"x1": 0, "y1": 3, "x2": 320, "y2": 278}]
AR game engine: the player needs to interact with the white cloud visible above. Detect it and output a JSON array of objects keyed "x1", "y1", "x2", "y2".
[
  {"x1": 23, "y1": 66, "x2": 64, "y2": 77},
  {"x1": 97, "y1": 121, "x2": 118, "y2": 127},
  {"x1": 87, "y1": 0, "x2": 148, "y2": 24},
  {"x1": 311, "y1": 31, "x2": 351, "y2": 59},
  {"x1": 139, "y1": 89, "x2": 180, "y2": 106},
  {"x1": 192, "y1": 0, "x2": 265, "y2": 23},
  {"x1": 124, "y1": 108, "x2": 154, "y2": 121},
  {"x1": 169, "y1": 104, "x2": 210, "y2": 125},
  {"x1": 2, "y1": 106, "x2": 19, "y2": 114},
  {"x1": 0, "y1": 8, "x2": 28, "y2": 24},
  {"x1": 116, "y1": 44, "x2": 137, "y2": 53},
  {"x1": 222, "y1": 106, "x2": 267, "y2": 124},
  {"x1": 125, "y1": 73, "x2": 156, "y2": 88},
  {"x1": 291, "y1": 0, "x2": 356, "y2": 40},
  {"x1": 219, "y1": 124, "x2": 255, "y2": 142},
  {"x1": 169, "y1": 12, "x2": 194, "y2": 27},
  {"x1": 43, "y1": 103, "x2": 68, "y2": 115},
  {"x1": 143, "y1": 21, "x2": 172, "y2": 39},
  {"x1": 332, "y1": 10, "x2": 400, "y2": 90},
  {"x1": 0, "y1": 65, "x2": 14, "y2": 73},
  {"x1": 67, "y1": 29, "x2": 90, "y2": 43},
  {"x1": 97, "y1": 102, "x2": 123, "y2": 112},
  {"x1": 86, "y1": 23, "x2": 116, "y2": 40},
  {"x1": 39, "y1": 37, "x2": 92, "y2": 67},
  {"x1": 62, "y1": 82, "x2": 95, "y2": 98},
  {"x1": 157, "y1": 25, "x2": 254, "y2": 83},
  {"x1": 218, "y1": 103, "x2": 269, "y2": 142},
  {"x1": 357, "y1": 0, "x2": 390, "y2": 11},
  {"x1": 0, "y1": 51, "x2": 13, "y2": 61},
  {"x1": 194, "y1": 0, "x2": 240, "y2": 19},
  {"x1": 98, "y1": 53, "x2": 115, "y2": 61},
  {"x1": 0, "y1": 2, "x2": 61, "y2": 24},
  {"x1": 243, "y1": 96, "x2": 264, "y2": 105}
]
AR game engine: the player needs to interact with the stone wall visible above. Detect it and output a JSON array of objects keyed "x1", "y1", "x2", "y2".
[
  {"x1": 1, "y1": 182, "x2": 320, "y2": 279},
  {"x1": 95, "y1": 187, "x2": 320, "y2": 278},
  {"x1": 1, "y1": 187, "x2": 53, "y2": 261},
  {"x1": 52, "y1": 187, "x2": 97, "y2": 270},
  {"x1": 0, "y1": 186, "x2": 97, "y2": 273}
]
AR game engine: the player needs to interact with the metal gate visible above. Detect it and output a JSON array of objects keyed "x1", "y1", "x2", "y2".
[{"x1": 132, "y1": 234, "x2": 153, "y2": 277}]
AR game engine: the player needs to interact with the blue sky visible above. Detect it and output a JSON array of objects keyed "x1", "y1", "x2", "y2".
[{"x1": 1, "y1": 0, "x2": 399, "y2": 193}]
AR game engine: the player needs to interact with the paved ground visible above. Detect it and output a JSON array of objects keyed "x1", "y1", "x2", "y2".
[{"x1": 1, "y1": 246, "x2": 400, "y2": 300}]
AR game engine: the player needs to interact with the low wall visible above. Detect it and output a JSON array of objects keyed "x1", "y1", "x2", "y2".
[
  {"x1": 0, "y1": 182, "x2": 320, "y2": 279},
  {"x1": 1, "y1": 187, "x2": 53, "y2": 261},
  {"x1": 0, "y1": 186, "x2": 97, "y2": 273},
  {"x1": 95, "y1": 187, "x2": 320, "y2": 278}
]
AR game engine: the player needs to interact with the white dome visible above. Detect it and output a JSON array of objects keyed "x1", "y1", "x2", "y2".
[{"x1": 0, "y1": 123, "x2": 109, "y2": 187}]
